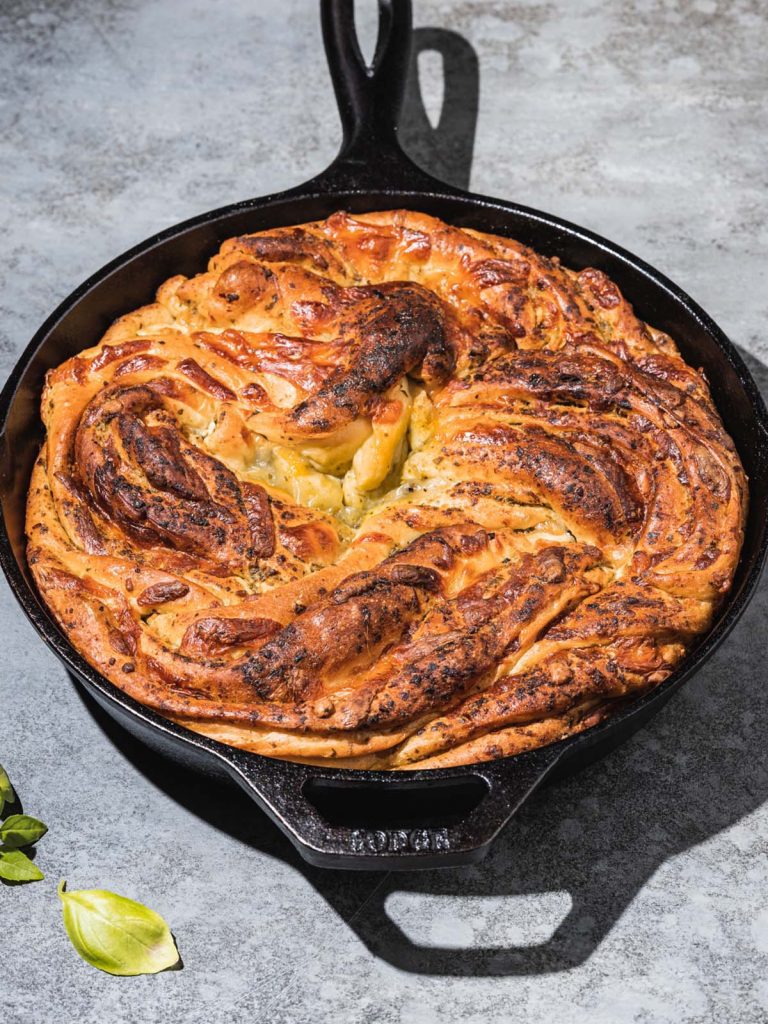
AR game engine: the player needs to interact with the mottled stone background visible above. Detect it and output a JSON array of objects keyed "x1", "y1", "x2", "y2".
[{"x1": 1, "y1": 1, "x2": 767, "y2": 1022}]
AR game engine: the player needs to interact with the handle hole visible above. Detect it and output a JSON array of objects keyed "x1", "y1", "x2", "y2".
[
  {"x1": 385, "y1": 891, "x2": 573, "y2": 949},
  {"x1": 417, "y1": 49, "x2": 445, "y2": 130},
  {"x1": 302, "y1": 775, "x2": 489, "y2": 829},
  {"x1": 352, "y1": 0, "x2": 385, "y2": 72}
]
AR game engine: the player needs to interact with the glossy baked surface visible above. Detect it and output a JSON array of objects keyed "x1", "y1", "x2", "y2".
[{"x1": 26, "y1": 211, "x2": 747, "y2": 768}]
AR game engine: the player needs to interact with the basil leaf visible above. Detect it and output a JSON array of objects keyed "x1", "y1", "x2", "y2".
[
  {"x1": 0, "y1": 763, "x2": 14, "y2": 816},
  {"x1": 0, "y1": 848, "x2": 44, "y2": 882},
  {"x1": 58, "y1": 880, "x2": 180, "y2": 976},
  {"x1": 0, "y1": 814, "x2": 48, "y2": 848}
]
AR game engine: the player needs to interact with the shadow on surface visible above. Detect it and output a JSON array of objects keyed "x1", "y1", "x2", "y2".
[{"x1": 399, "y1": 26, "x2": 479, "y2": 189}]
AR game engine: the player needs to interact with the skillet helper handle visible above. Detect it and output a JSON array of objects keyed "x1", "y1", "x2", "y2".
[
  {"x1": 320, "y1": 0, "x2": 437, "y2": 190},
  {"x1": 227, "y1": 746, "x2": 564, "y2": 870}
]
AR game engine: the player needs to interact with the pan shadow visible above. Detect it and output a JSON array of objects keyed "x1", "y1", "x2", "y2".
[{"x1": 399, "y1": 26, "x2": 479, "y2": 190}]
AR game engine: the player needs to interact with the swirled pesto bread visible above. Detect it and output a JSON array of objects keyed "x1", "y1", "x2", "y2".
[{"x1": 26, "y1": 210, "x2": 747, "y2": 768}]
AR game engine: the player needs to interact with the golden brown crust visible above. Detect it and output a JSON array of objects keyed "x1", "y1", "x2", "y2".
[{"x1": 25, "y1": 210, "x2": 748, "y2": 768}]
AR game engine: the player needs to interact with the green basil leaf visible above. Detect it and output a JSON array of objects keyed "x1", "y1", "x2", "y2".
[
  {"x1": 0, "y1": 763, "x2": 14, "y2": 816},
  {"x1": 0, "y1": 814, "x2": 48, "y2": 848},
  {"x1": 58, "y1": 880, "x2": 180, "y2": 976},
  {"x1": 0, "y1": 848, "x2": 44, "y2": 882}
]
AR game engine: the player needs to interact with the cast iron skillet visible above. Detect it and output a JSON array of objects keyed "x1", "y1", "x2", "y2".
[{"x1": 1, "y1": 0, "x2": 767, "y2": 870}]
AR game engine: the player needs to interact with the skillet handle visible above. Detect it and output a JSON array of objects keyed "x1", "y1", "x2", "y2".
[
  {"x1": 225, "y1": 746, "x2": 564, "y2": 870},
  {"x1": 318, "y1": 0, "x2": 441, "y2": 192}
]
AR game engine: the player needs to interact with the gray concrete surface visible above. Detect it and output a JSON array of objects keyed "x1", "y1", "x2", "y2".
[{"x1": 2, "y1": 1, "x2": 767, "y2": 1021}]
